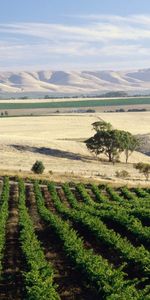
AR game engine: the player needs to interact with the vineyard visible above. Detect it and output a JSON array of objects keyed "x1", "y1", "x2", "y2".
[{"x1": 0, "y1": 177, "x2": 150, "y2": 299}]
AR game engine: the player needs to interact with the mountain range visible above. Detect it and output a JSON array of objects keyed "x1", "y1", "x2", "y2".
[{"x1": 0, "y1": 68, "x2": 150, "y2": 95}]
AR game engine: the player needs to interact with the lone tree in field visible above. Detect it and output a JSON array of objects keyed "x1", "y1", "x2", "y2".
[
  {"x1": 135, "y1": 162, "x2": 150, "y2": 181},
  {"x1": 85, "y1": 121, "x2": 138, "y2": 164},
  {"x1": 31, "y1": 160, "x2": 45, "y2": 174}
]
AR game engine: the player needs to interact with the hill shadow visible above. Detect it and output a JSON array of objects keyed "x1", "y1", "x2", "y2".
[{"x1": 10, "y1": 144, "x2": 90, "y2": 161}]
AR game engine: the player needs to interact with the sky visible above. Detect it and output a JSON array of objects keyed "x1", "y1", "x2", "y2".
[{"x1": 0, "y1": 0, "x2": 150, "y2": 71}]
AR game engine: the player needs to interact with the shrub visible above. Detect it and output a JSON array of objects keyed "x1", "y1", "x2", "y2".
[
  {"x1": 115, "y1": 170, "x2": 130, "y2": 179},
  {"x1": 31, "y1": 161, "x2": 45, "y2": 174},
  {"x1": 135, "y1": 162, "x2": 150, "y2": 181}
]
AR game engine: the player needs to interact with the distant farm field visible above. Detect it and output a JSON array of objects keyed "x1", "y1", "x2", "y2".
[{"x1": 0, "y1": 97, "x2": 150, "y2": 110}]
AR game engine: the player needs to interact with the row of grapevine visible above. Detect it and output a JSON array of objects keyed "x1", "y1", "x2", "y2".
[
  {"x1": 93, "y1": 184, "x2": 150, "y2": 212},
  {"x1": 18, "y1": 179, "x2": 60, "y2": 300},
  {"x1": 49, "y1": 183, "x2": 150, "y2": 279},
  {"x1": 0, "y1": 177, "x2": 149, "y2": 299},
  {"x1": 75, "y1": 183, "x2": 150, "y2": 247},
  {"x1": 86, "y1": 184, "x2": 149, "y2": 222},
  {"x1": 91, "y1": 184, "x2": 150, "y2": 223},
  {"x1": 120, "y1": 187, "x2": 150, "y2": 208},
  {"x1": 132, "y1": 187, "x2": 150, "y2": 199},
  {"x1": 0, "y1": 177, "x2": 10, "y2": 277},
  {"x1": 34, "y1": 181, "x2": 143, "y2": 300}
]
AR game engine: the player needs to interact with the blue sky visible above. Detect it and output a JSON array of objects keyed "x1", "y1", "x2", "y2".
[{"x1": 0, "y1": 0, "x2": 150, "y2": 71}]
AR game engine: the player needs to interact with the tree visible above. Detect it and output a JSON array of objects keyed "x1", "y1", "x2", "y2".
[
  {"x1": 85, "y1": 121, "x2": 139, "y2": 164},
  {"x1": 86, "y1": 129, "x2": 123, "y2": 163},
  {"x1": 31, "y1": 161, "x2": 45, "y2": 174},
  {"x1": 135, "y1": 162, "x2": 150, "y2": 181},
  {"x1": 115, "y1": 130, "x2": 139, "y2": 163}
]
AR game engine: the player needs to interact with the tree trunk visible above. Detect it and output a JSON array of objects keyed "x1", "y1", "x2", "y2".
[
  {"x1": 125, "y1": 149, "x2": 129, "y2": 164},
  {"x1": 108, "y1": 152, "x2": 112, "y2": 162}
]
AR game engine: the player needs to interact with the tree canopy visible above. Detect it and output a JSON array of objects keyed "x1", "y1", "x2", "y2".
[
  {"x1": 85, "y1": 121, "x2": 139, "y2": 163},
  {"x1": 31, "y1": 160, "x2": 45, "y2": 174},
  {"x1": 92, "y1": 121, "x2": 112, "y2": 132}
]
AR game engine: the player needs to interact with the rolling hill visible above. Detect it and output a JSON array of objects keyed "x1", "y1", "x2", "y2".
[{"x1": 0, "y1": 68, "x2": 150, "y2": 95}]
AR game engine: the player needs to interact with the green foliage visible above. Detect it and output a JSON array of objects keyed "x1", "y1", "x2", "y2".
[
  {"x1": 135, "y1": 162, "x2": 150, "y2": 181},
  {"x1": 92, "y1": 121, "x2": 112, "y2": 132},
  {"x1": 67, "y1": 182, "x2": 149, "y2": 222},
  {"x1": 18, "y1": 179, "x2": 60, "y2": 300},
  {"x1": 91, "y1": 184, "x2": 108, "y2": 203},
  {"x1": 0, "y1": 177, "x2": 10, "y2": 277},
  {"x1": 54, "y1": 183, "x2": 150, "y2": 279},
  {"x1": 31, "y1": 161, "x2": 45, "y2": 174},
  {"x1": 115, "y1": 130, "x2": 139, "y2": 163},
  {"x1": 72, "y1": 183, "x2": 150, "y2": 246},
  {"x1": 133, "y1": 187, "x2": 150, "y2": 198},
  {"x1": 34, "y1": 181, "x2": 143, "y2": 299},
  {"x1": 0, "y1": 177, "x2": 149, "y2": 299},
  {"x1": 47, "y1": 182, "x2": 150, "y2": 299},
  {"x1": 106, "y1": 185, "x2": 125, "y2": 202},
  {"x1": 85, "y1": 121, "x2": 138, "y2": 163},
  {"x1": 85, "y1": 129, "x2": 121, "y2": 162}
]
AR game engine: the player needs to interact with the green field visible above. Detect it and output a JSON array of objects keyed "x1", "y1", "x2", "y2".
[{"x1": 0, "y1": 97, "x2": 150, "y2": 110}]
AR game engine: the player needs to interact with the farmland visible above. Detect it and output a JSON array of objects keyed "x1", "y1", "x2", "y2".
[
  {"x1": 0, "y1": 112, "x2": 149, "y2": 184},
  {"x1": 0, "y1": 97, "x2": 150, "y2": 111},
  {"x1": 0, "y1": 176, "x2": 150, "y2": 299}
]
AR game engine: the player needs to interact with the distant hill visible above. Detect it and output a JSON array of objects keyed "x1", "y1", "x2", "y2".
[
  {"x1": 0, "y1": 69, "x2": 150, "y2": 95},
  {"x1": 136, "y1": 134, "x2": 150, "y2": 157}
]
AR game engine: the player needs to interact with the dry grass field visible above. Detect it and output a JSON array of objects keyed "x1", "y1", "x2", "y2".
[{"x1": 0, "y1": 112, "x2": 149, "y2": 184}]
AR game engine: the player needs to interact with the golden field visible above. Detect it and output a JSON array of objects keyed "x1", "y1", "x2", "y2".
[{"x1": 0, "y1": 112, "x2": 149, "y2": 184}]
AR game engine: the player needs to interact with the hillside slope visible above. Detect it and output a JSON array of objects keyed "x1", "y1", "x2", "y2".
[{"x1": 0, "y1": 69, "x2": 150, "y2": 94}]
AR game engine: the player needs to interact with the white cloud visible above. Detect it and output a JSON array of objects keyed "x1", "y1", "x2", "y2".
[
  {"x1": 0, "y1": 14, "x2": 150, "y2": 70},
  {"x1": 1, "y1": 17, "x2": 150, "y2": 42},
  {"x1": 65, "y1": 13, "x2": 150, "y2": 26}
]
